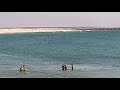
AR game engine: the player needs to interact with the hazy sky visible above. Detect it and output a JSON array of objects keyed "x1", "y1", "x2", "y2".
[{"x1": 0, "y1": 12, "x2": 120, "y2": 27}]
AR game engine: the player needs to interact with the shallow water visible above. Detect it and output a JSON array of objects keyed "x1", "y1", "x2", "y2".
[{"x1": 0, "y1": 30, "x2": 120, "y2": 78}]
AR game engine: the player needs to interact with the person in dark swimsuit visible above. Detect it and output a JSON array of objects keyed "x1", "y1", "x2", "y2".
[
  {"x1": 62, "y1": 64, "x2": 65, "y2": 71},
  {"x1": 71, "y1": 64, "x2": 73, "y2": 70},
  {"x1": 64, "y1": 65, "x2": 67, "y2": 70}
]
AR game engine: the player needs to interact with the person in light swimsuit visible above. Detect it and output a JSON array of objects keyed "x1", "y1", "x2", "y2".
[{"x1": 20, "y1": 65, "x2": 27, "y2": 72}]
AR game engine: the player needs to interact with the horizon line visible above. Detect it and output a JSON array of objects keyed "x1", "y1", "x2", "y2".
[{"x1": 1, "y1": 26, "x2": 120, "y2": 28}]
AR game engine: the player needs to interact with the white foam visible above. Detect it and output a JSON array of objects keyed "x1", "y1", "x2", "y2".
[{"x1": 74, "y1": 64, "x2": 104, "y2": 71}]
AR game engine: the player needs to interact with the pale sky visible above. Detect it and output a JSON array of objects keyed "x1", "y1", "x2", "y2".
[{"x1": 0, "y1": 12, "x2": 120, "y2": 27}]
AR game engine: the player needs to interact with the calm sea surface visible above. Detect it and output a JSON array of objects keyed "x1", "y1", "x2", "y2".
[{"x1": 0, "y1": 30, "x2": 120, "y2": 78}]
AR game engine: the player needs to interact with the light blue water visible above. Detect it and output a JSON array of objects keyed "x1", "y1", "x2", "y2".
[{"x1": 0, "y1": 30, "x2": 120, "y2": 78}]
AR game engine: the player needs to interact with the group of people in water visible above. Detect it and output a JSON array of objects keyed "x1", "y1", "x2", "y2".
[
  {"x1": 62, "y1": 64, "x2": 73, "y2": 71},
  {"x1": 19, "y1": 64, "x2": 74, "y2": 72}
]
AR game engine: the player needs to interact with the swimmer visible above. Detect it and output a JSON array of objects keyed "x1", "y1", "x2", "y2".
[{"x1": 19, "y1": 65, "x2": 27, "y2": 72}]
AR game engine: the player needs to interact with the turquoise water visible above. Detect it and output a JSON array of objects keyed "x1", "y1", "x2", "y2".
[{"x1": 1, "y1": 30, "x2": 120, "y2": 78}]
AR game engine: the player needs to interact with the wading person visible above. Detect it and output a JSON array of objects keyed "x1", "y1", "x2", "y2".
[
  {"x1": 64, "y1": 65, "x2": 67, "y2": 70},
  {"x1": 71, "y1": 64, "x2": 73, "y2": 70},
  {"x1": 62, "y1": 64, "x2": 65, "y2": 71}
]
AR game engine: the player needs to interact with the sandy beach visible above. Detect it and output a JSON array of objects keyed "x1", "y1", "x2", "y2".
[{"x1": 0, "y1": 28, "x2": 80, "y2": 34}]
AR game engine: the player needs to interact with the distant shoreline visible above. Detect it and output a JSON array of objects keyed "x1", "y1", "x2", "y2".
[
  {"x1": 0, "y1": 27, "x2": 120, "y2": 34},
  {"x1": 0, "y1": 28, "x2": 80, "y2": 34}
]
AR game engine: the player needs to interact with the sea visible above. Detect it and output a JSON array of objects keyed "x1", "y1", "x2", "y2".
[{"x1": 0, "y1": 30, "x2": 120, "y2": 78}]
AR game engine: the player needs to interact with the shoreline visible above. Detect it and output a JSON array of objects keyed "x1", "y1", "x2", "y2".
[
  {"x1": 0, "y1": 28, "x2": 81, "y2": 34},
  {"x1": 0, "y1": 27, "x2": 120, "y2": 34}
]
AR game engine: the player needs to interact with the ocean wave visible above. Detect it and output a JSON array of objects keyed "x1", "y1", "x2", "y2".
[{"x1": 0, "y1": 54, "x2": 12, "y2": 57}]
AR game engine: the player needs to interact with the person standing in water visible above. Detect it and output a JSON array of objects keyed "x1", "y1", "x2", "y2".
[
  {"x1": 71, "y1": 64, "x2": 73, "y2": 70},
  {"x1": 62, "y1": 64, "x2": 65, "y2": 71},
  {"x1": 64, "y1": 65, "x2": 67, "y2": 70}
]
